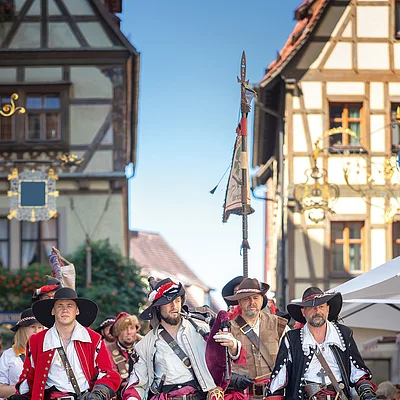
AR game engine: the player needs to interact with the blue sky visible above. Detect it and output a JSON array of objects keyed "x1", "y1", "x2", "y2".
[{"x1": 121, "y1": 0, "x2": 300, "y2": 305}]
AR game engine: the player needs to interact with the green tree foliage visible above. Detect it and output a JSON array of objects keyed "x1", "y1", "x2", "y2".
[
  {"x1": 70, "y1": 239, "x2": 147, "y2": 324},
  {"x1": 0, "y1": 263, "x2": 52, "y2": 311}
]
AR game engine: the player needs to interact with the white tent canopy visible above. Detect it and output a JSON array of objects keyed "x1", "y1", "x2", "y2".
[
  {"x1": 331, "y1": 256, "x2": 400, "y2": 302},
  {"x1": 329, "y1": 257, "x2": 400, "y2": 331}
]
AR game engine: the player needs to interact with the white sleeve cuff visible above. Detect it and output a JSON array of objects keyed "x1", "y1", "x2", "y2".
[{"x1": 228, "y1": 338, "x2": 241, "y2": 360}]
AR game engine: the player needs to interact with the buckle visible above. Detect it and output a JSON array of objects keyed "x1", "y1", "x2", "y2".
[
  {"x1": 240, "y1": 324, "x2": 252, "y2": 335},
  {"x1": 181, "y1": 356, "x2": 192, "y2": 369},
  {"x1": 113, "y1": 354, "x2": 126, "y2": 364}
]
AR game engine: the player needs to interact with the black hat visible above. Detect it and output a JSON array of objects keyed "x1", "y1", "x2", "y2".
[
  {"x1": 287, "y1": 287, "x2": 343, "y2": 324},
  {"x1": 11, "y1": 308, "x2": 39, "y2": 332},
  {"x1": 31, "y1": 276, "x2": 62, "y2": 303},
  {"x1": 94, "y1": 315, "x2": 116, "y2": 334},
  {"x1": 139, "y1": 278, "x2": 185, "y2": 321},
  {"x1": 224, "y1": 277, "x2": 270, "y2": 310},
  {"x1": 32, "y1": 287, "x2": 98, "y2": 328},
  {"x1": 222, "y1": 276, "x2": 244, "y2": 307}
]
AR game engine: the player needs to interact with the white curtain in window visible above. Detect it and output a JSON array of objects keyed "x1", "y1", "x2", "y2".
[
  {"x1": 42, "y1": 219, "x2": 57, "y2": 257},
  {"x1": 21, "y1": 223, "x2": 37, "y2": 268},
  {"x1": 0, "y1": 219, "x2": 8, "y2": 267}
]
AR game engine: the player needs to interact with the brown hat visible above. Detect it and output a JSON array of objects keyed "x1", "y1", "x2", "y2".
[
  {"x1": 110, "y1": 312, "x2": 140, "y2": 338},
  {"x1": 224, "y1": 278, "x2": 269, "y2": 303}
]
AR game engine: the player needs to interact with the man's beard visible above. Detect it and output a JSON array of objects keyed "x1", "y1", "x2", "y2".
[
  {"x1": 309, "y1": 313, "x2": 327, "y2": 327},
  {"x1": 243, "y1": 308, "x2": 260, "y2": 319},
  {"x1": 160, "y1": 313, "x2": 181, "y2": 326}
]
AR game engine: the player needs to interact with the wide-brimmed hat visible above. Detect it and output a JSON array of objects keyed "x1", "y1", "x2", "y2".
[
  {"x1": 94, "y1": 315, "x2": 116, "y2": 334},
  {"x1": 32, "y1": 287, "x2": 98, "y2": 328},
  {"x1": 224, "y1": 277, "x2": 270, "y2": 304},
  {"x1": 287, "y1": 287, "x2": 343, "y2": 324},
  {"x1": 11, "y1": 308, "x2": 39, "y2": 332},
  {"x1": 139, "y1": 278, "x2": 185, "y2": 321},
  {"x1": 31, "y1": 276, "x2": 62, "y2": 303}
]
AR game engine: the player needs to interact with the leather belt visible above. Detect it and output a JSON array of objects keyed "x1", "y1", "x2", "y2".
[
  {"x1": 247, "y1": 383, "x2": 266, "y2": 397},
  {"x1": 168, "y1": 392, "x2": 204, "y2": 400}
]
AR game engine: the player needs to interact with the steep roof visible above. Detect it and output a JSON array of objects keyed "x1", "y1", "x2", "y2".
[
  {"x1": 129, "y1": 231, "x2": 211, "y2": 291},
  {"x1": 260, "y1": 0, "x2": 330, "y2": 87}
]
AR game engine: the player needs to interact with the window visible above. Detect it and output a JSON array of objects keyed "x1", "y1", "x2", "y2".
[
  {"x1": 0, "y1": 85, "x2": 68, "y2": 148},
  {"x1": 0, "y1": 217, "x2": 9, "y2": 268},
  {"x1": 396, "y1": 1, "x2": 400, "y2": 39},
  {"x1": 25, "y1": 95, "x2": 61, "y2": 141},
  {"x1": 20, "y1": 218, "x2": 58, "y2": 268},
  {"x1": 331, "y1": 221, "x2": 364, "y2": 274},
  {"x1": 0, "y1": 96, "x2": 14, "y2": 141},
  {"x1": 391, "y1": 103, "x2": 400, "y2": 153},
  {"x1": 329, "y1": 103, "x2": 363, "y2": 147},
  {"x1": 392, "y1": 222, "x2": 400, "y2": 259}
]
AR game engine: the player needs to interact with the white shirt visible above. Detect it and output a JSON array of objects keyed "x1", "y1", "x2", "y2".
[
  {"x1": 0, "y1": 347, "x2": 24, "y2": 399},
  {"x1": 303, "y1": 322, "x2": 343, "y2": 384},
  {"x1": 19, "y1": 322, "x2": 91, "y2": 394},
  {"x1": 154, "y1": 325, "x2": 194, "y2": 387}
]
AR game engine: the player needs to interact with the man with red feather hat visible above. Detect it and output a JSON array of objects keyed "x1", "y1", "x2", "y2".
[{"x1": 123, "y1": 278, "x2": 243, "y2": 400}]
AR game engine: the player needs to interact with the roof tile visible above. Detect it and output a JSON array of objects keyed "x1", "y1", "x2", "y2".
[{"x1": 260, "y1": 0, "x2": 329, "y2": 85}]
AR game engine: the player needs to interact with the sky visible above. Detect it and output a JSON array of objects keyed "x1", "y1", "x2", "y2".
[{"x1": 121, "y1": 0, "x2": 300, "y2": 305}]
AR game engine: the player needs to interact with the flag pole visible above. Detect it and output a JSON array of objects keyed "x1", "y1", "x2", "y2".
[{"x1": 237, "y1": 51, "x2": 251, "y2": 278}]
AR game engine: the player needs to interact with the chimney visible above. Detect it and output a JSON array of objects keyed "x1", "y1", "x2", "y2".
[{"x1": 100, "y1": 0, "x2": 122, "y2": 27}]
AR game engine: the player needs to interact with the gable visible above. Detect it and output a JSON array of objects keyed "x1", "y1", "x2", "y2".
[
  {"x1": 260, "y1": 0, "x2": 350, "y2": 87},
  {"x1": 0, "y1": 0, "x2": 135, "y2": 52},
  {"x1": 306, "y1": 1, "x2": 391, "y2": 72}
]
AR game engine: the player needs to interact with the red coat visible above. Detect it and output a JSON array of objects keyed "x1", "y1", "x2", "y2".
[{"x1": 17, "y1": 327, "x2": 121, "y2": 400}]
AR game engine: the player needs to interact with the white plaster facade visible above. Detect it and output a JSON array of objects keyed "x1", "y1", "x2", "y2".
[{"x1": 0, "y1": 0, "x2": 139, "y2": 269}]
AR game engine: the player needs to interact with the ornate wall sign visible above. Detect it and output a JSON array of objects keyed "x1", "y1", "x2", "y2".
[{"x1": 7, "y1": 169, "x2": 58, "y2": 222}]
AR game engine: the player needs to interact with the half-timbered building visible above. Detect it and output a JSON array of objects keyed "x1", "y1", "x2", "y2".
[
  {"x1": 0, "y1": 0, "x2": 139, "y2": 270},
  {"x1": 252, "y1": 0, "x2": 400, "y2": 380}
]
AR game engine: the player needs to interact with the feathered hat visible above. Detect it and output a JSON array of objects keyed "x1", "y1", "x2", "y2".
[
  {"x1": 31, "y1": 276, "x2": 62, "y2": 303},
  {"x1": 139, "y1": 278, "x2": 185, "y2": 321}
]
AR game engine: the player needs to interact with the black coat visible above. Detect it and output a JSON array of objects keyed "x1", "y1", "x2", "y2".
[{"x1": 267, "y1": 323, "x2": 373, "y2": 400}]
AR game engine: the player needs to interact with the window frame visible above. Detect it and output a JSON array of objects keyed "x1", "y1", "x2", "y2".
[
  {"x1": 20, "y1": 218, "x2": 59, "y2": 268},
  {"x1": 328, "y1": 102, "x2": 365, "y2": 151},
  {"x1": 392, "y1": 221, "x2": 400, "y2": 259},
  {"x1": 0, "y1": 84, "x2": 70, "y2": 151},
  {"x1": 0, "y1": 96, "x2": 16, "y2": 142},
  {"x1": 0, "y1": 216, "x2": 10, "y2": 270},
  {"x1": 25, "y1": 94, "x2": 62, "y2": 142},
  {"x1": 330, "y1": 221, "x2": 365, "y2": 276},
  {"x1": 395, "y1": 0, "x2": 400, "y2": 40}
]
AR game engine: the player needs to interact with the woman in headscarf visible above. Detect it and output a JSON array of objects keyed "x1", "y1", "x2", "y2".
[{"x1": 0, "y1": 309, "x2": 43, "y2": 399}]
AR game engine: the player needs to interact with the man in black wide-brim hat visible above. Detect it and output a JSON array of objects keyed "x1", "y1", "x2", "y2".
[
  {"x1": 11, "y1": 287, "x2": 121, "y2": 400},
  {"x1": 266, "y1": 286, "x2": 377, "y2": 400}
]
